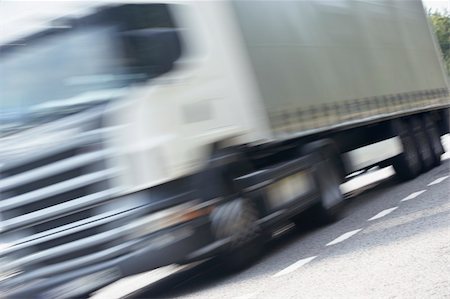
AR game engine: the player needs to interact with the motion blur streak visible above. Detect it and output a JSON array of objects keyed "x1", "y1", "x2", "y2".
[{"x1": 0, "y1": 1, "x2": 449, "y2": 298}]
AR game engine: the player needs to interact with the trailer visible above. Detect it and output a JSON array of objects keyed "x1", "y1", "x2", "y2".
[{"x1": 0, "y1": 1, "x2": 449, "y2": 297}]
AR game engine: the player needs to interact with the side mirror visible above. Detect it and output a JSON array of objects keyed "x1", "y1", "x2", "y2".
[{"x1": 121, "y1": 28, "x2": 182, "y2": 76}]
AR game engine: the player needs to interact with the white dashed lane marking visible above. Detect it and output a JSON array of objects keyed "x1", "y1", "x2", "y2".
[
  {"x1": 273, "y1": 256, "x2": 317, "y2": 277},
  {"x1": 270, "y1": 173, "x2": 447, "y2": 281},
  {"x1": 401, "y1": 190, "x2": 426, "y2": 202},
  {"x1": 427, "y1": 175, "x2": 449, "y2": 186},
  {"x1": 368, "y1": 207, "x2": 398, "y2": 221},
  {"x1": 326, "y1": 229, "x2": 363, "y2": 246}
]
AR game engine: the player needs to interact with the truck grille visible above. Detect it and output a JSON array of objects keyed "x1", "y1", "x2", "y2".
[{"x1": 0, "y1": 108, "x2": 149, "y2": 291}]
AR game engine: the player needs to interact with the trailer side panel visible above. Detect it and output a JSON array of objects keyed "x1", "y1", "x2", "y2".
[{"x1": 232, "y1": 0, "x2": 450, "y2": 136}]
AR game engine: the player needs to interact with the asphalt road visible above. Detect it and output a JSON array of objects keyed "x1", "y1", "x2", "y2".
[{"x1": 94, "y1": 138, "x2": 450, "y2": 299}]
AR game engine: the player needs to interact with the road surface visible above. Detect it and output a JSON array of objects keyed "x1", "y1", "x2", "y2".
[{"x1": 94, "y1": 137, "x2": 450, "y2": 299}]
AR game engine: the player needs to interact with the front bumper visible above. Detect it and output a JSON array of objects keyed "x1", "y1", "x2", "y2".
[{"x1": 2, "y1": 217, "x2": 215, "y2": 299}]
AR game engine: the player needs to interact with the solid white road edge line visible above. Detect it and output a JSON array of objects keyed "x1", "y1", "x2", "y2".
[
  {"x1": 326, "y1": 229, "x2": 363, "y2": 246},
  {"x1": 368, "y1": 207, "x2": 398, "y2": 221},
  {"x1": 427, "y1": 175, "x2": 449, "y2": 186},
  {"x1": 401, "y1": 190, "x2": 426, "y2": 202},
  {"x1": 273, "y1": 256, "x2": 317, "y2": 277}
]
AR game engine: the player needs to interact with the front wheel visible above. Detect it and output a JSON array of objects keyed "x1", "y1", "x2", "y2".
[{"x1": 210, "y1": 198, "x2": 264, "y2": 272}]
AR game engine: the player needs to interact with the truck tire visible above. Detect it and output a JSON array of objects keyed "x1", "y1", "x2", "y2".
[
  {"x1": 301, "y1": 139, "x2": 347, "y2": 183},
  {"x1": 423, "y1": 115, "x2": 444, "y2": 167},
  {"x1": 391, "y1": 120, "x2": 421, "y2": 180},
  {"x1": 310, "y1": 157, "x2": 344, "y2": 225},
  {"x1": 300, "y1": 140, "x2": 344, "y2": 225},
  {"x1": 197, "y1": 148, "x2": 264, "y2": 271},
  {"x1": 410, "y1": 117, "x2": 434, "y2": 172},
  {"x1": 210, "y1": 198, "x2": 263, "y2": 272}
]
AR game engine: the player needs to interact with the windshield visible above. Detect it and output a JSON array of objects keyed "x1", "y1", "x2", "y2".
[{"x1": 0, "y1": 4, "x2": 182, "y2": 126}]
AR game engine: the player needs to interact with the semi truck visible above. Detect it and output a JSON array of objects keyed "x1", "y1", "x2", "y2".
[{"x1": 0, "y1": 0, "x2": 449, "y2": 297}]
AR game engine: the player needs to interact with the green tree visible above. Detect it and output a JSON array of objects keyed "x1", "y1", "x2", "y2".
[{"x1": 428, "y1": 9, "x2": 450, "y2": 75}]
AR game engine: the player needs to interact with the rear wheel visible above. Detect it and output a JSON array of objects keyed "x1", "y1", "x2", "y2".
[
  {"x1": 299, "y1": 140, "x2": 344, "y2": 226},
  {"x1": 311, "y1": 157, "x2": 344, "y2": 225},
  {"x1": 423, "y1": 115, "x2": 444, "y2": 167},
  {"x1": 391, "y1": 119, "x2": 421, "y2": 180},
  {"x1": 410, "y1": 117, "x2": 434, "y2": 172}
]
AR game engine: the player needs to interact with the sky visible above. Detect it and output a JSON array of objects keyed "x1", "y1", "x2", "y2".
[
  {"x1": 423, "y1": 0, "x2": 449, "y2": 12},
  {"x1": 0, "y1": 0, "x2": 449, "y2": 44}
]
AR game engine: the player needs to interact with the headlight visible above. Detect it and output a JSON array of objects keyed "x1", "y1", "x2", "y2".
[{"x1": 127, "y1": 199, "x2": 215, "y2": 240}]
